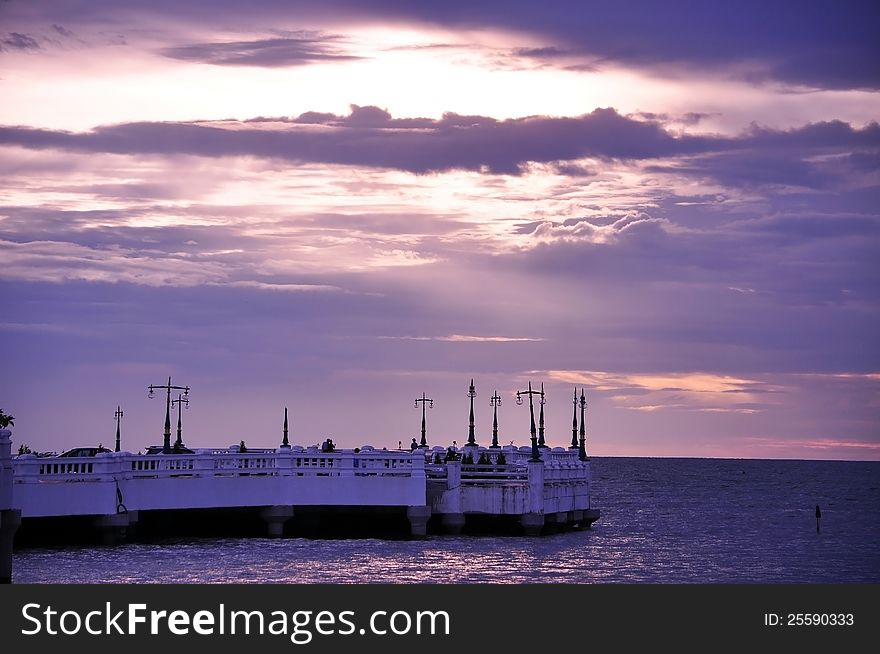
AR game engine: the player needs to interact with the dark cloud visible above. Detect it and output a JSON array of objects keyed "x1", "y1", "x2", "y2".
[
  {"x1": 0, "y1": 32, "x2": 40, "y2": 51},
  {"x1": 493, "y1": 208, "x2": 880, "y2": 375},
  {"x1": 551, "y1": 162, "x2": 595, "y2": 177},
  {"x1": 0, "y1": 108, "x2": 705, "y2": 174},
  {"x1": 648, "y1": 152, "x2": 850, "y2": 190},
  {"x1": 1, "y1": 109, "x2": 876, "y2": 181},
  {"x1": 645, "y1": 121, "x2": 880, "y2": 191},
  {"x1": 512, "y1": 46, "x2": 570, "y2": 59},
  {"x1": 334, "y1": 0, "x2": 880, "y2": 90},
  {"x1": 634, "y1": 111, "x2": 714, "y2": 126},
  {"x1": 160, "y1": 32, "x2": 360, "y2": 67},
  {"x1": 7, "y1": 1, "x2": 877, "y2": 89},
  {"x1": 51, "y1": 24, "x2": 75, "y2": 38},
  {"x1": 591, "y1": 212, "x2": 876, "y2": 307}
]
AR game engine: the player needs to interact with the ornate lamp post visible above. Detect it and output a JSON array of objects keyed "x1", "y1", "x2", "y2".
[
  {"x1": 579, "y1": 388, "x2": 588, "y2": 461},
  {"x1": 490, "y1": 391, "x2": 501, "y2": 448},
  {"x1": 148, "y1": 377, "x2": 190, "y2": 453},
  {"x1": 516, "y1": 381, "x2": 542, "y2": 462},
  {"x1": 570, "y1": 388, "x2": 579, "y2": 449},
  {"x1": 114, "y1": 406, "x2": 123, "y2": 452},
  {"x1": 466, "y1": 379, "x2": 477, "y2": 447},
  {"x1": 414, "y1": 392, "x2": 433, "y2": 448},
  {"x1": 537, "y1": 382, "x2": 547, "y2": 448}
]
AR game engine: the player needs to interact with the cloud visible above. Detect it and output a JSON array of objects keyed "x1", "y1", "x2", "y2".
[
  {"x1": 545, "y1": 369, "x2": 776, "y2": 414},
  {"x1": 4, "y1": 1, "x2": 877, "y2": 89},
  {"x1": 2, "y1": 108, "x2": 876, "y2": 178},
  {"x1": 51, "y1": 24, "x2": 75, "y2": 39},
  {"x1": 208, "y1": 280, "x2": 345, "y2": 293},
  {"x1": 380, "y1": 334, "x2": 543, "y2": 342},
  {"x1": 0, "y1": 32, "x2": 40, "y2": 51},
  {"x1": 161, "y1": 32, "x2": 361, "y2": 67},
  {"x1": 546, "y1": 370, "x2": 765, "y2": 394},
  {"x1": 339, "y1": 0, "x2": 880, "y2": 90}
]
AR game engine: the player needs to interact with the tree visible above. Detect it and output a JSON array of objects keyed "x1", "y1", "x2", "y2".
[{"x1": 0, "y1": 409, "x2": 13, "y2": 430}]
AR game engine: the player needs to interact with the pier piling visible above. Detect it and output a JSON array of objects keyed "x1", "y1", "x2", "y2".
[
  {"x1": 261, "y1": 505, "x2": 295, "y2": 538},
  {"x1": 406, "y1": 505, "x2": 432, "y2": 537},
  {"x1": 0, "y1": 429, "x2": 21, "y2": 582},
  {"x1": 93, "y1": 512, "x2": 135, "y2": 546}
]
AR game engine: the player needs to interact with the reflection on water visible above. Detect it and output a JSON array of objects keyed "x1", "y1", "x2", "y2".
[{"x1": 13, "y1": 457, "x2": 880, "y2": 583}]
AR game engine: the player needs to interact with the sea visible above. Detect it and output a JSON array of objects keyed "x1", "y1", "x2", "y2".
[{"x1": 12, "y1": 457, "x2": 880, "y2": 583}]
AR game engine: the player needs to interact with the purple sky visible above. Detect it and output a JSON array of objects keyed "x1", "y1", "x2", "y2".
[{"x1": 1, "y1": 1, "x2": 878, "y2": 460}]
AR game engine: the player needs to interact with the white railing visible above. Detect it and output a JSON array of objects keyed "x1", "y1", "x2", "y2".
[
  {"x1": 14, "y1": 446, "x2": 587, "y2": 485},
  {"x1": 461, "y1": 464, "x2": 529, "y2": 482},
  {"x1": 13, "y1": 449, "x2": 421, "y2": 483}
]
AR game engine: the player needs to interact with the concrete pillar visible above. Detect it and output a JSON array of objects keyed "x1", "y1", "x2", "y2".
[
  {"x1": 527, "y1": 460, "x2": 544, "y2": 513},
  {"x1": 339, "y1": 453, "x2": 355, "y2": 477},
  {"x1": 544, "y1": 511, "x2": 567, "y2": 532},
  {"x1": 569, "y1": 510, "x2": 585, "y2": 529},
  {"x1": 582, "y1": 508, "x2": 601, "y2": 529},
  {"x1": 193, "y1": 452, "x2": 213, "y2": 478},
  {"x1": 0, "y1": 509, "x2": 21, "y2": 584},
  {"x1": 406, "y1": 505, "x2": 431, "y2": 538},
  {"x1": 260, "y1": 505, "x2": 294, "y2": 538},
  {"x1": 441, "y1": 512, "x2": 466, "y2": 535},
  {"x1": 522, "y1": 459, "x2": 545, "y2": 536},
  {"x1": 446, "y1": 460, "x2": 461, "y2": 490},
  {"x1": 1, "y1": 429, "x2": 20, "y2": 583},
  {"x1": 275, "y1": 448, "x2": 292, "y2": 477},
  {"x1": 94, "y1": 512, "x2": 133, "y2": 546},
  {"x1": 520, "y1": 512, "x2": 544, "y2": 537},
  {"x1": 0, "y1": 429, "x2": 12, "y2": 512},
  {"x1": 441, "y1": 460, "x2": 464, "y2": 533}
]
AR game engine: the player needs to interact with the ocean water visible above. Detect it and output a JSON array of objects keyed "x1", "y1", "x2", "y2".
[{"x1": 12, "y1": 457, "x2": 880, "y2": 583}]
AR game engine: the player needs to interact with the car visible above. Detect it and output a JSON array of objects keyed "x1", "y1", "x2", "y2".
[
  {"x1": 57, "y1": 446, "x2": 112, "y2": 457},
  {"x1": 144, "y1": 444, "x2": 195, "y2": 455}
]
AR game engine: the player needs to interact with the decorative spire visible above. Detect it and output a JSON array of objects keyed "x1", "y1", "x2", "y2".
[
  {"x1": 537, "y1": 382, "x2": 547, "y2": 448},
  {"x1": 164, "y1": 376, "x2": 172, "y2": 451},
  {"x1": 578, "y1": 388, "x2": 588, "y2": 461},
  {"x1": 571, "y1": 388, "x2": 578, "y2": 448},
  {"x1": 172, "y1": 393, "x2": 188, "y2": 450},
  {"x1": 176, "y1": 400, "x2": 182, "y2": 447},
  {"x1": 282, "y1": 407, "x2": 290, "y2": 447},
  {"x1": 490, "y1": 390, "x2": 501, "y2": 448},
  {"x1": 466, "y1": 378, "x2": 477, "y2": 446}
]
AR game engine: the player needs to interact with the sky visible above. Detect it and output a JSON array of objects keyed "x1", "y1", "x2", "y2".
[{"x1": 0, "y1": 0, "x2": 878, "y2": 460}]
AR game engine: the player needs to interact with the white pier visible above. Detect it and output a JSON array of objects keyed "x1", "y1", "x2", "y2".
[{"x1": 0, "y1": 430, "x2": 599, "y2": 581}]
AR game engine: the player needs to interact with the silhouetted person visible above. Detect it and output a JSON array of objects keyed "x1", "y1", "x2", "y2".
[
  {"x1": 410, "y1": 437, "x2": 418, "y2": 451},
  {"x1": 816, "y1": 504, "x2": 821, "y2": 533},
  {"x1": 239, "y1": 440, "x2": 247, "y2": 453}
]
